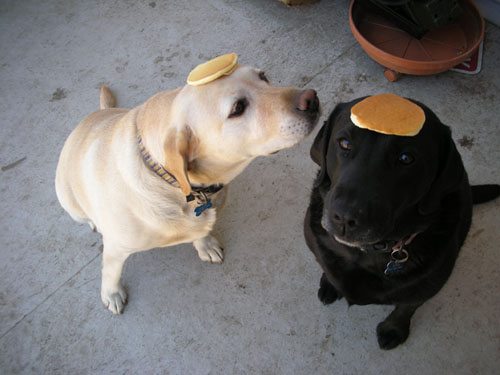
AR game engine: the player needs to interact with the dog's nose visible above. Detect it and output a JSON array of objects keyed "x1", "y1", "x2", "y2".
[
  {"x1": 294, "y1": 89, "x2": 319, "y2": 113},
  {"x1": 330, "y1": 195, "x2": 360, "y2": 233},
  {"x1": 332, "y1": 212, "x2": 358, "y2": 232}
]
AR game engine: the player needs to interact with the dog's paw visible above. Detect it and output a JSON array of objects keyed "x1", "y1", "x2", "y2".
[
  {"x1": 101, "y1": 284, "x2": 127, "y2": 315},
  {"x1": 376, "y1": 319, "x2": 410, "y2": 350},
  {"x1": 318, "y1": 273, "x2": 340, "y2": 305},
  {"x1": 193, "y1": 236, "x2": 224, "y2": 264}
]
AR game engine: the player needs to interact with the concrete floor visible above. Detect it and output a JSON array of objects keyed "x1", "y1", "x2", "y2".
[{"x1": 1, "y1": 0, "x2": 499, "y2": 374}]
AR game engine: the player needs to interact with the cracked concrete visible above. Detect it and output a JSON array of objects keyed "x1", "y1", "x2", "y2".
[{"x1": 1, "y1": 0, "x2": 499, "y2": 374}]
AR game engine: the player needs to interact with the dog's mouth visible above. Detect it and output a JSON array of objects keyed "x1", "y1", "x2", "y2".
[
  {"x1": 332, "y1": 234, "x2": 385, "y2": 249},
  {"x1": 333, "y1": 235, "x2": 366, "y2": 248},
  {"x1": 321, "y1": 215, "x2": 385, "y2": 249},
  {"x1": 280, "y1": 117, "x2": 319, "y2": 141}
]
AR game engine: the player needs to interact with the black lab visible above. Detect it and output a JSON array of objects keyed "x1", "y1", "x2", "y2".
[{"x1": 304, "y1": 97, "x2": 500, "y2": 350}]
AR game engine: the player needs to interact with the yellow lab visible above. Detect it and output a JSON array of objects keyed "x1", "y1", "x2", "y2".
[{"x1": 55, "y1": 55, "x2": 320, "y2": 314}]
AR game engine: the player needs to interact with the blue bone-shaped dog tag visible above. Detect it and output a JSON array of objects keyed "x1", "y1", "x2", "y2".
[
  {"x1": 194, "y1": 199, "x2": 212, "y2": 216},
  {"x1": 384, "y1": 260, "x2": 405, "y2": 276}
]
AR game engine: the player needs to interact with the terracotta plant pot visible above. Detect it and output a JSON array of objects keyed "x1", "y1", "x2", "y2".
[{"x1": 349, "y1": 0, "x2": 485, "y2": 81}]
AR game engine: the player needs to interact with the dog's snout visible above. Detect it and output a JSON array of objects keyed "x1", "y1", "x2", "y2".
[
  {"x1": 326, "y1": 184, "x2": 393, "y2": 245},
  {"x1": 278, "y1": 88, "x2": 320, "y2": 142},
  {"x1": 294, "y1": 89, "x2": 319, "y2": 113}
]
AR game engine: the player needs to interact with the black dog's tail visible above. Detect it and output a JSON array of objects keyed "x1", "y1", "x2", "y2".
[{"x1": 471, "y1": 184, "x2": 500, "y2": 204}]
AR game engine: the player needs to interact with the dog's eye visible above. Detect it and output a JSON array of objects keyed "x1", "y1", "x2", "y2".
[
  {"x1": 338, "y1": 138, "x2": 351, "y2": 150},
  {"x1": 398, "y1": 153, "x2": 414, "y2": 165},
  {"x1": 229, "y1": 99, "x2": 248, "y2": 118},
  {"x1": 259, "y1": 71, "x2": 269, "y2": 83}
]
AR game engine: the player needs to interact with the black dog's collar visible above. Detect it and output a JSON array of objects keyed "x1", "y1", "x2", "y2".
[
  {"x1": 359, "y1": 240, "x2": 398, "y2": 253},
  {"x1": 359, "y1": 233, "x2": 418, "y2": 253}
]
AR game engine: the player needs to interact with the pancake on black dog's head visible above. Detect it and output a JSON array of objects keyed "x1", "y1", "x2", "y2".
[{"x1": 304, "y1": 95, "x2": 500, "y2": 350}]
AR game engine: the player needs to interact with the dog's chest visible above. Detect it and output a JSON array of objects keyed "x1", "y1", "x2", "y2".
[
  {"x1": 148, "y1": 204, "x2": 217, "y2": 246},
  {"x1": 306, "y1": 192, "x2": 402, "y2": 283},
  {"x1": 124, "y1": 185, "x2": 218, "y2": 247}
]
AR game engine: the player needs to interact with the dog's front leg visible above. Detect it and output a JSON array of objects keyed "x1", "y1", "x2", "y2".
[
  {"x1": 318, "y1": 272, "x2": 342, "y2": 304},
  {"x1": 376, "y1": 302, "x2": 422, "y2": 350},
  {"x1": 191, "y1": 187, "x2": 227, "y2": 264},
  {"x1": 101, "y1": 243, "x2": 130, "y2": 314},
  {"x1": 193, "y1": 235, "x2": 224, "y2": 264}
]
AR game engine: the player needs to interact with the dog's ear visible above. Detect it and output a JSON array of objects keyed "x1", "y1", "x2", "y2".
[
  {"x1": 164, "y1": 125, "x2": 198, "y2": 196},
  {"x1": 418, "y1": 122, "x2": 465, "y2": 215},
  {"x1": 310, "y1": 101, "x2": 354, "y2": 187},
  {"x1": 310, "y1": 119, "x2": 332, "y2": 187}
]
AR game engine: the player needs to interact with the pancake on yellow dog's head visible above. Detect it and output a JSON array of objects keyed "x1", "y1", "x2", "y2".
[
  {"x1": 187, "y1": 53, "x2": 239, "y2": 86},
  {"x1": 350, "y1": 94, "x2": 425, "y2": 136}
]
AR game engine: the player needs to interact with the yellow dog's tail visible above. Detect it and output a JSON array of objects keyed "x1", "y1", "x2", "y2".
[{"x1": 100, "y1": 86, "x2": 116, "y2": 109}]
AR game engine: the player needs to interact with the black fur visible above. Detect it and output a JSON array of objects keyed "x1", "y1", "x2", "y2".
[{"x1": 304, "y1": 98, "x2": 500, "y2": 350}]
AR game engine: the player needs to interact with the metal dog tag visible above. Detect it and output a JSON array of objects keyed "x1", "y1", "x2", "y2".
[{"x1": 384, "y1": 247, "x2": 409, "y2": 276}]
